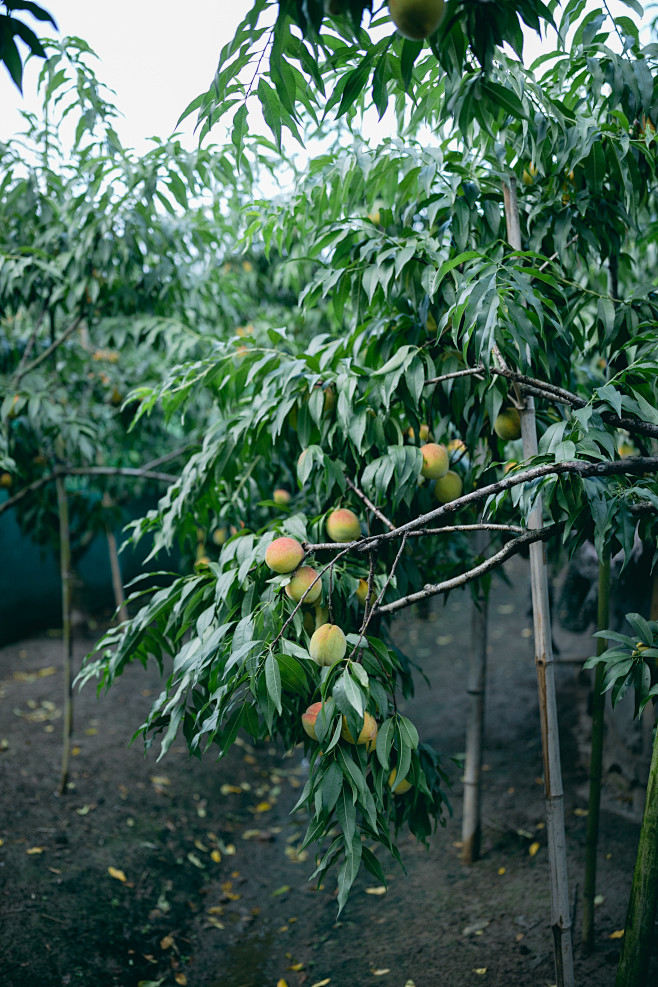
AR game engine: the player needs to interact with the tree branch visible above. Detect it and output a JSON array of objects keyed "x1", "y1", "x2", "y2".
[
  {"x1": 15, "y1": 314, "x2": 84, "y2": 381},
  {"x1": 0, "y1": 465, "x2": 177, "y2": 517},
  {"x1": 345, "y1": 476, "x2": 395, "y2": 531},
  {"x1": 378, "y1": 524, "x2": 562, "y2": 614}
]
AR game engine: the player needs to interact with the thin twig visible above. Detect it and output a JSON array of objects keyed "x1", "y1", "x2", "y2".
[
  {"x1": 15, "y1": 314, "x2": 84, "y2": 381},
  {"x1": 346, "y1": 476, "x2": 395, "y2": 531},
  {"x1": 12, "y1": 304, "x2": 49, "y2": 382},
  {"x1": 349, "y1": 533, "x2": 408, "y2": 658}
]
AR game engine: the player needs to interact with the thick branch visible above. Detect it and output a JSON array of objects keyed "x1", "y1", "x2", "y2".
[
  {"x1": 378, "y1": 526, "x2": 561, "y2": 615},
  {"x1": 0, "y1": 465, "x2": 177, "y2": 516}
]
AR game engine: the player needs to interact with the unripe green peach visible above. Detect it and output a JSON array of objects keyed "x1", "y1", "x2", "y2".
[
  {"x1": 434, "y1": 470, "x2": 463, "y2": 504},
  {"x1": 212, "y1": 526, "x2": 227, "y2": 546},
  {"x1": 388, "y1": 0, "x2": 445, "y2": 40},
  {"x1": 302, "y1": 701, "x2": 324, "y2": 741},
  {"x1": 356, "y1": 578, "x2": 377, "y2": 607},
  {"x1": 314, "y1": 605, "x2": 329, "y2": 629},
  {"x1": 420, "y1": 442, "x2": 449, "y2": 479},
  {"x1": 285, "y1": 566, "x2": 322, "y2": 604},
  {"x1": 388, "y1": 767, "x2": 413, "y2": 795},
  {"x1": 493, "y1": 407, "x2": 521, "y2": 441},
  {"x1": 309, "y1": 624, "x2": 347, "y2": 666},
  {"x1": 265, "y1": 536, "x2": 305, "y2": 574},
  {"x1": 0, "y1": 472, "x2": 12, "y2": 489},
  {"x1": 341, "y1": 711, "x2": 378, "y2": 751},
  {"x1": 326, "y1": 508, "x2": 361, "y2": 543},
  {"x1": 273, "y1": 488, "x2": 291, "y2": 506},
  {"x1": 303, "y1": 610, "x2": 316, "y2": 636}
]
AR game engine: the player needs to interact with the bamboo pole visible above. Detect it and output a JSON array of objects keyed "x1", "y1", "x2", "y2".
[
  {"x1": 462, "y1": 532, "x2": 489, "y2": 864},
  {"x1": 503, "y1": 177, "x2": 575, "y2": 987},
  {"x1": 615, "y1": 722, "x2": 658, "y2": 986},
  {"x1": 55, "y1": 472, "x2": 74, "y2": 797},
  {"x1": 582, "y1": 553, "x2": 611, "y2": 952}
]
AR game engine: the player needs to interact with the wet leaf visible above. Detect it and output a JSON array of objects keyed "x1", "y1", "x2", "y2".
[
  {"x1": 108, "y1": 867, "x2": 127, "y2": 882},
  {"x1": 528, "y1": 842, "x2": 541, "y2": 857},
  {"x1": 365, "y1": 886, "x2": 387, "y2": 895}
]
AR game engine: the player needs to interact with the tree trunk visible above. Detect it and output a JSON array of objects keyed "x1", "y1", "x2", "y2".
[
  {"x1": 582, "y1": 553, "x2": 611, "y2": 952},
  {"x1": 56, "y1": 473, "x2": 74, "y2": 797},
  {"x1": 503, "y1": 177, "x2": 575, "y2": 987},
  {"x1": 615, "y1": 720, "x2": 658, "y2": 986},
  {"x1": 462, "y1": 532, "x2": 488, "y2": 864}
]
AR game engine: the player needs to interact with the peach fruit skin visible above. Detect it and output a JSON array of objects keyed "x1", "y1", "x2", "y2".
[
  {"x1": 341, "y1": 711, "x2": 378, "y2": 751},
  {"x1": 309, "y1": 624, "x2": 347, "y2": 666},
  {"x1": 388, "y1": 0, "x2": 445, "y2": 41},
  {"x1": 388, "y1": 767, "x2": 413, "y2": 794},
  {"x1": 302, "y1": 701, "x2": 324, "y2": 740},
  {"x1": 420, "y1": 442, "x2": 449, "y2": 479},
  {"x1": 265, "y1": 536, "x2": 304, "y2": 574},
  {"x1": 433, "y1": 470, "x2": 463, "y2": 504},
  {"x1": 326, "y1": 508, "x2": 361, "y2": 542},
  {"x1": 285, "y1": 566, "x2": 322, "y2": 604},
  {"x1": 493, "y1": 407, "x2": 522, "y2": 441}
]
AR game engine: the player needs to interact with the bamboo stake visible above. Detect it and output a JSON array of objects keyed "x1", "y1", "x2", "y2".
[
  {"x1": 55, "y1": 472, "x2": 74, "y2": 797},
  {"x1": 582, "y1": 553, "x2": 611, "y2": 952},
  {"x1": 615, "y1": 721, "x2": 658, "y2": 986},
  {"x1": 503, "y1": 177, "x2": 575, "y2": 987},
  {"x1": 461, "y1": 531, "x2": 489, "y2": 863}
]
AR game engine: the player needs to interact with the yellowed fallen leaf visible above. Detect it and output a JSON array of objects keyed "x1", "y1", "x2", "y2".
[
  {"x1": 529, "y1": 841, "x2": 541, "y2": 857},
  {"x1": 211, "y1": 849, "x2": 222, "y2": 863},
  {"x1": 573, "y1": 807, "x2": 588, "y2": 817},
  {"x1": 206, "y1": 916, "x2": 224, "y2": 930},
  {"x1": 594, "y1": 894, "x2": 605, "y2": 906},
  {"x1": 365, "y1": 886, "x2": 387, "y2": 895},
  {"x1": 187, "y1": 852, "x2": 205, "y2": 869},
  {"x1": 150, "y1": 775, "x2": 170, "y2": 786},
  {"x1": 272, "y1": 885, "x2": 290, "y2": 896},
  {"x1": 108, "y1": 866, "x2": 127, "y2": 882},
  {"x1": 160, "y1": 934, "x2": 175, "y2": 949},
  {"x1": 225, "y1": 892, "x2": 241, "y2": 901},
  {"x1": 372, "y1": 969, "x2": 390, "y2": 976},
  {"x1": 609, "y1": 929, "x2": 625, "y2": 939},
  {"x1": 277, "y1": 980, "x2": 289, "y2": 987},
  {"x1": 220, "y1": 784, "x2": 243, "y2": 795},
  {"x1": 174, "y1": 974, "x2": 187, "y2": 985},
  {"x1": 473, "y1": 969, "x2": 487, "y2": 975},
  {"x1": 498, "y1": 867, "x2": 506, "y2": 875},
  {"x1": 207, "y1": 906, "x2": 223, "y2": 915},
  {"x1": 255, "y1": 801, "x2": 272, "y2": 813},
  {"x1": 71, "y1": 746, "x2": 81, "y2": 756},
  {"x1": 26, "y1": 846, "x2": 45, "y2": 854},
  {"x1": 311, "y1": 980, "x2": 331, "y2": 987},
  {"x1": 279, "y1": 925, "x2": 289, "y2": 932},
  {"x1": 288, "y1": 962, "x2": 304, "y2": 971},
  {"x1": 85, "y1": 727, "x2": 98, "y2": 736}
]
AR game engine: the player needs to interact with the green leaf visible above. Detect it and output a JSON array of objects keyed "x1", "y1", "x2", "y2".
[
  {"x1": 264, "y1": 651, "x2": 282, "y2": 715},
  {"x1": 375, "y1": 717, "x2": 395, "y2": 770}
]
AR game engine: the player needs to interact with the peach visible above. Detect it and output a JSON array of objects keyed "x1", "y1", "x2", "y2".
[
  {"x1": 0, "y1": 472, "x2": 12, "y2": 489},
  {"x1": 285, "y1": 566, "x2": 322, "y2": 605},
  {"x1": 433, "y1": 470, "x2": 463, "y2": 504},
  {"x1": 356, "y1": 579, "x2": 377, "y2": 608},
  {"x1": 301, "y1": 702, "x2": 324, "y2": 741},
  {"x1": 265, "y1": 536, "x2": 304, "y2": 574},
  {"x1": 212, "y1": 526, "x2": 228, "y2": 546},
  {"x1": 326, "y1": 508, "x2": 361, "y2": 543},
  {"x1": 309, "y1": 624, "x2": 347, "y2": 666},
  {"x1": 388, "y1": 0, "x2": 445, "y2": 40},
  {"x1": 273, "y1": 488, "x2": 291, "y2": 506},
  {"x1": 493, "y1": 407, "x2": 521, "y2": 441},
  {"x1": 420, "y1": 442, "x2": 449, "y2": 479},
  {"x1": 388, "y1": 767, "x2": 413, "y2": 795},
  {"x1": 341, "y1": 711, "x2": 378, "y2": 751}
]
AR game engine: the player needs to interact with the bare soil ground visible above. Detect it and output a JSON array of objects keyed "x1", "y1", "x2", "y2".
[{"x1": 1, "y1": 556, "x2": 656, "y2": 987}]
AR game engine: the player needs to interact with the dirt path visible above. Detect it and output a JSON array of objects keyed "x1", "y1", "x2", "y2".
[{"x1": 1, "y1": 557, "x2": 656, "y2": 986}]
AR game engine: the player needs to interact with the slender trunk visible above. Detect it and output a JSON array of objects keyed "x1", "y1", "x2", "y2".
[
  {"x1": 103, "y1": 494, "x2": 128, "y2": 622},
  {"x1": 582, "y1": 553, "x2": 611, "y2": 952},
  {"x1": 503, "y1": 177, "x2": 575, "y2": 987},
  {"x1": 56, "y1": 473, "x2": 73, "y2": 797},
  {"x1": 615, "y1": 722, "x2": 658, "y2": 986},
  {"x1": 462, "y1": 533, "x2": 488, "y2": 864}
]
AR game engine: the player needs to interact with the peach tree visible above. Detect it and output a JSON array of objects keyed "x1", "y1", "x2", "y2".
[{"x1": 80, "y1": 2, "x2": 658, "y2": 982}]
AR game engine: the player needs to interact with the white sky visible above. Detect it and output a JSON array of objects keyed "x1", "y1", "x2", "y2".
[{"x1": 0, "y1": 0, "x2": 648, "y2": 154}]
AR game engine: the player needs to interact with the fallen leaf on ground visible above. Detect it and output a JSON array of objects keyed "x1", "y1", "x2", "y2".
[
  {"x1": 372, "y1": 969, "x2": 390, "y2": 975},
  {"x1": 473, "y1": 969, "x2": 487, "y2": 975},
  {"x1": 276, "y1": 980, "x2": 289, "y2": 987},
  {"x1": 254, "y1": 801, "x2": 272, "y2": 813},
  {"x1": 498, "y1": 867, "x2": 506, "y2": 875},
  {"x1": 594, "y1": 894, "x2": 604, "y2": 906},
  {"x1": 108, "y1": 866, "x2": 127, "y2": 882},
  {"x1": 71, "y1": 746, "x2": 81, "y2": 756},
  {"x1": 150, "y1": 776, "x2": 170, "y2": 786},
  {"x1": 174, "y1": 974, "x2": 187, "y2": 985},
  {"x1": 272, "y1": 885, "x2": 291, "y2": 896},
  {"x1": 463, "y1": 920, "x2": 490, "y2": 935},
  {"x1": 288, "y1": 962, "x2": 303, "y2": 971},
  {"x1": 206, "y1": 917, "x2": 224, "y2": 930},
  {"x1": 365, "y1": 886, "x2": 387, "y2": 895},
  {"x1": 573, "y1": 807, "x2": 588, "y2": 817},
  {"x1": 311, "y1": 980, "x2": 331, "y2": 987},
  {"x1": 26, "y1": 846, "x2": 45, "y2": 854},
  {"x1": 160, "y1": 934, "x2": 175, "y2": 950},
  {"x1": 186, "y1": 852, "x2": 205, "y2": 869},
  {"x1": 609, "y1": 929, "x2": 624, "y2": 939},
  {"x1": 75, "y1": 803, "x2": 97, "y2": 816},
  {"x1": 211, "y1": 849, "x2": 222, "y2": 863},
  {"x1": 220, "y1": 784, "x2": 243, "y2": 795},
  {"x1": 529, "y1": 842, "x2": 541, "y2": 857}
]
